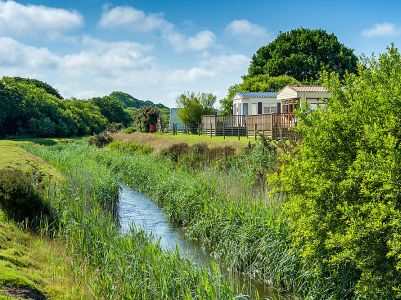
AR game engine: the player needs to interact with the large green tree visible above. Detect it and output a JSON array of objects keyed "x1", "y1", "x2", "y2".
[
  {"x1": 248, "y1": 28, "x2": 358, "y2": 82},
  {"x1": 176, "y1": 92, "x2": 216, "y2": 126},
  {"x1": 90, "y1": 96, "x2": 131, "y2": 126},
  {"x1": 274, "y1": 46, "x2": 401, "y2": 298},
  {"x1": 220, "y1": 75, "x2": 300, "y2": 115}
]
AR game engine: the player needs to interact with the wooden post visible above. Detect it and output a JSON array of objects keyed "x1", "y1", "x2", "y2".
[
  {"x1": 210, "y1": 122, "x2": 212, "y2": 138},
  {"x1": 223, "y1": 122, "x2": 225, "y2": 139},
  {"x1": 198, "y1": 123, "x2": 201, "y2": 136},
  {"x1": 238, "y1": 121, "x2": 240, "y2": 140},
  {"x1": 254, "y1": 123, "x2": 257, "y2": 140}
]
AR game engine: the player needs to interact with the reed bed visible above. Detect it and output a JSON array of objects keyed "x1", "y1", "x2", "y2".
[
  {"x1": 26, "y1": 142, "x2": 238, "y2": 299},
  {"x1": 25, "y1": 140, "x2": 317, "y2": 296}
]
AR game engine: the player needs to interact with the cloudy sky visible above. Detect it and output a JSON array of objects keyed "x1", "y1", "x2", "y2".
[{"x1": 0, "y1": 0, "x2": 400, "y2": 107}]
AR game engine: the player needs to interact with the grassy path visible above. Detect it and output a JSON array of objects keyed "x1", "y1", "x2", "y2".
[{"x1": 0, "y1": 140, "x2": 89, "y2": 299}]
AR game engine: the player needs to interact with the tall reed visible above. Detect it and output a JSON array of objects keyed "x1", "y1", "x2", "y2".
[{"x1": 26, "y1": 142, "x2": 238, "y2": 299}]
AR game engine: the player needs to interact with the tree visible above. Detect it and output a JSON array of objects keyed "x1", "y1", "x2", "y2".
[
  {"x1": 273, "y1": 46, "x2": 401, "y2": 299},
  {"x1": 90, "y1": 96, "x2": 131, "y2": 126},
  {"x1": 248, "y1": 28, "x2": 358, "y2": 82},
  {"x1": 176, "y1": 92, "x2": 216, "y2": 126},
  {"x1": 133, "y1": 106, "x2": 159, "y2": 132},
  {"x1": 220, "y1": 75, "x2": 300, "y2": 115}
]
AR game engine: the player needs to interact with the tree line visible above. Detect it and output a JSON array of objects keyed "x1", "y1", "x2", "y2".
[{"x1": 0, "y1": 77, "x2": 168, "y2": 137}]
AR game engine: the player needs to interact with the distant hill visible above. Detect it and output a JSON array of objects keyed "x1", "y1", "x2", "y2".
[{"x1": 108, "y1": 91, "x2": 168, "y2": 110}]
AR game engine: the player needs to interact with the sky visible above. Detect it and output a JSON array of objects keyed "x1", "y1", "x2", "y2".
[{"x1": 1, "y1": 0, "x2": 401, "y2": 107}]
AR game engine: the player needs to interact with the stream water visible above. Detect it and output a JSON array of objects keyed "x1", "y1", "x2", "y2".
[{"x1": 117, "y1": 184, "x2": 279, "y2": 300}]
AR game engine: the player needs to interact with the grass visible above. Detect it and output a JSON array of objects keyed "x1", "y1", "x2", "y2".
[
  {"x1": 112, "y1": 132, "x2": 255, "y2": 153},
  {"x1": 26, "y1": 139, "x2": 309, "y2": 299},
  {"x1": 0, "y1": 140, "x2": 62, "y2": 182},
  {"x1": 23, "y1": 139, "x2": 239, "y2": 299},
  {"x1": 0, "y1": 139, "x2": 89, "y2": 299}
]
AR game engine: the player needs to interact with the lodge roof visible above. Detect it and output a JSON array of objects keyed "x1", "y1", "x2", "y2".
[
  {"x1": 285, "y1": 86, "x2": 328, "y2": 92},
  {"x1": 235, "y1": 92, "x2": 278, "y2": 99}
]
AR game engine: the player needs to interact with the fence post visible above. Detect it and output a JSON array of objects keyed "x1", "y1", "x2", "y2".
[
  {"x1": 238, "y1": 122, "x2": 240, "y2": 140},
  {"x1": 223, "y1": 122, "x2": 225, "y2": 139},
  {"x1": 198, "y1": 123, "x2": 201, "y2": 136},
  {"x1": 254, "y1": 123, "x2": 257, "y2": 140},
  {"x1": 210, "y1": 122, "x2": 213, "y2": 138}
]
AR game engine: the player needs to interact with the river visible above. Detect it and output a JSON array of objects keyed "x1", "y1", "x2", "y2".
[{"x1": 117, "y1": 184, "x2": 280, "y2": 300}]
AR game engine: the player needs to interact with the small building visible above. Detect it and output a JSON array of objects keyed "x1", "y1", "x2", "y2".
[
  {"x1": 277, "y1": 86, "x2": 331, "y2": 113},
  {"x1": 169, "y1": 108, "x2": 186, "y2": 130},
  {"x1": 232, "y1": 92, "x2": 279, "y2": 116}
]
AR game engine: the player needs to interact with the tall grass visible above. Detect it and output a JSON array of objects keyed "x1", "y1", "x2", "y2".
[
  {"x1": 26, "y1": 140, "x2": 316, "y2": 298},
  {"x1": 26, "y1": 142, "x2": 238, "y2": 299}
]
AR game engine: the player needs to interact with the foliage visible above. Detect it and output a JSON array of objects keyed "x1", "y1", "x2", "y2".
[
  {"x1": 248, "y1": 28, "x2": 358, "y2": 82},
  {"x1": 133, "y1": 105, "x2": 160, "y2": 132},
  {"x1": 0, "y1": 169, "x2": 52, "y2": 228},
  {"x1": 274, "y1": 46, "x2": 401, "y2": 299},
  {"x1": 176, "y1": 92, "x2": 216, "y2": 126},
  {"x1": 90, "y1": 96, "x2": 131, "y2": 126},
  {"x1": 88, "y1": 132, "x2": 113, "y2": 148},
  {"x1": 0, "y1": 77, "x2": 107, "y2": 137},
  {"x1": 8, "y1": 76, "x2": 63, "y2": 99},
  {"x1": 108, "y1": 141, "x2": 153, "y2": 155},
  {"x1": 220, "y1": 75, "x2": 300, "y2": 115},
  {"x1": 108, "y1": 91, "x2": 168, "y2": 109}
]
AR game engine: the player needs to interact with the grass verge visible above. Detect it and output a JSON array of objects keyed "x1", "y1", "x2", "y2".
[{"x1": 0, "y1": 139, "x2": 89, "y2": 299}]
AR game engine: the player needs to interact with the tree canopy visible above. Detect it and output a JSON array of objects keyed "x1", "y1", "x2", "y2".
[
  {"x1": 248, "y1": 28, "x2": 358, "y2": 82},
  {"x1": 176, "y1": 92, "x2": 216, "y2": 126},
  {"x1": 220, "y1": 75, "x2": 300, "y2": 115},
  {"x1": 274, "y1": 46, "x2": 401, "y2": 298},
  {"x1": 0, "y1": 77, "x2": 168, "y2": 138}
]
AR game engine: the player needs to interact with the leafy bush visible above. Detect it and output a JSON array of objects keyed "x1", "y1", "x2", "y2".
[
  {"x1": 133, "y1": 106, "x2": 159, "y2": 132},
  {"x1": 0, "y1": 169, "x2": 51, "y2": 227},
  {"x1": 122, "y1": 126, "x2": 137, "y2": 134},
  {"x1": 88, "y1": 132, "x2": 113, "y2": 148},
  {"x1": 274, "y1": 46, "x2": 401, "y2": 298},
  {"x1": 160, "y1": 143, "x2": 190, "y2": 162}
]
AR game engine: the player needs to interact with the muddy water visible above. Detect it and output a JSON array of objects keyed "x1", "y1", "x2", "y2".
[{"x1": 118, "y1": 184, "x2": 280, "y2": 300}]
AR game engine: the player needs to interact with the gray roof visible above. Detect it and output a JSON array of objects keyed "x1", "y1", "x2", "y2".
[{"x1": 235, "y1": 92, "x2": 278, "y2": 99}]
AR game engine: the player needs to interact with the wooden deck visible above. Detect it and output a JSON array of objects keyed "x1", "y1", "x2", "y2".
[{"x1": 201, "y1": 113, "x2": 296, "y2": 139}]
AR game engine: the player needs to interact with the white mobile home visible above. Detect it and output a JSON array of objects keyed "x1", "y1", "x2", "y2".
[
  {"x1": 277, "y1": 86, "x2": 331, "y2": 113},
  {"x1": 232, "y1": 92, "x2": 279, "y2": 116}
]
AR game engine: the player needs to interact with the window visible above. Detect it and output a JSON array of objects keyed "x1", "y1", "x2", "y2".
[
  {"x1": 251, "y1": 103, "x2": 258, "y2": 115},
  {"x1": 263, "y1": 104, "x2": 269, "y2": 114},
  {"x1": 270, "y1": 106, "x2": 275, "y2": 113},
  {"x1": 243, "y1": 103, "x2": 248, "y2": 115}
]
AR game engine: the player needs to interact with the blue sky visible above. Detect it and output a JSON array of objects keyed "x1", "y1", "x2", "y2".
[{"x1": 0, "y1": 0, "x2": 400, "y2": 107}]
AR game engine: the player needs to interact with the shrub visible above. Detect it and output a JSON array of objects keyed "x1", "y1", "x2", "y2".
[
  {"x1": 122, "y1": 126, "x2": 137, "y2": 134},
  {"x1": 0, "y1": 169, "x2": 51, "y2": 227},
  {"x1": 88, "y1": 132, "x2": 113, "y2": 148},
  {"x1": 160, "y1": 143, "x2": 190, "y2": 162},
  {"x1": 274, "y1": 46, "x2": 401, "y2": 298}
]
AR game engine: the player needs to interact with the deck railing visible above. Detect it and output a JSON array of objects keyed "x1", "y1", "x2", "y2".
[{"x1": 200, "y1": 113, "x2": 296, "y2": 139}]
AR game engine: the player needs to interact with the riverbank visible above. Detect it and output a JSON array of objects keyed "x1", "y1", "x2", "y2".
[{"x1": 0, "y1": 140, "x2": 90, "y2": 299}]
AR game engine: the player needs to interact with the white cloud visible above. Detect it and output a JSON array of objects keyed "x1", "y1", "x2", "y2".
[
  {"x1": 225, "y1": 19, "x2": 269, "y2": 43},
  {"x1": 0, "y1": 0, "x2": 83, "y2": 38},
  {"x1": 166, "y1": 30, "x2": 216, "y2": 52},
  {"x1": 362, "y1": 22, "x2": 401, "y2": 38},
  {"x1": 0, "y1": 36, "x2": 248, "y2": 107},
  {"x1": 99, "y1": 6, "x2": 169, "y2": 32},
  {"x1": 99, "y1": 5, "x2": 215, "y2": 52}
]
